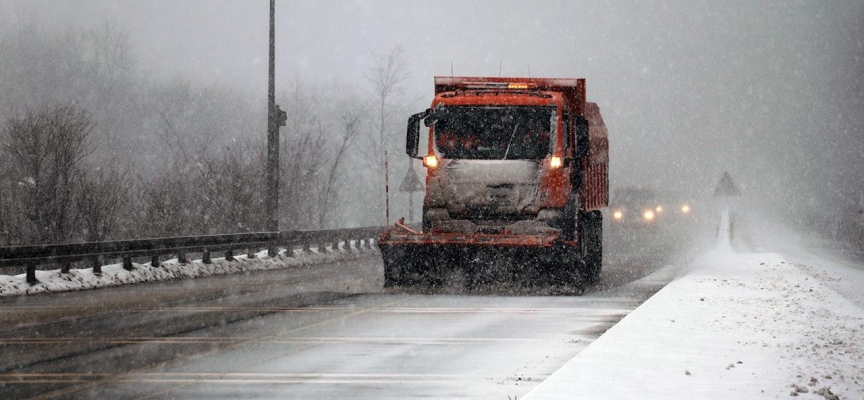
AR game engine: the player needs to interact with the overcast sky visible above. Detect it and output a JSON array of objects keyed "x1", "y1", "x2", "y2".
[{"x1": 2, "y1": 0, "x2": 862, "y2": 211}]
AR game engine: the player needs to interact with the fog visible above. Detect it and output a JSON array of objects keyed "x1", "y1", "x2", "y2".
[{"x1": 1, "y1": 0, "x2": 862, "y2": 235}]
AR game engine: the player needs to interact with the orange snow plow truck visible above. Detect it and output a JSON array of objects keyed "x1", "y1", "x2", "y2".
[{"x1": 379, "y1": 76, "x2": 608, "y2": 289}]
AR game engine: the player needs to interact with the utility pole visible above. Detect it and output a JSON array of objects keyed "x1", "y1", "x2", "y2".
[
  {"x1": 267, "y1": 0, "x2": 287, "y2": 236},
  {"x1": 385, "y1": 151, "x2": 390, "y2": 226}
]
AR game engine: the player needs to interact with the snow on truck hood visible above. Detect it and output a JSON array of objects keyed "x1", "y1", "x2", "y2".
[{"x1": 430, "y1": 159, "x2": 542, "y2": 216}]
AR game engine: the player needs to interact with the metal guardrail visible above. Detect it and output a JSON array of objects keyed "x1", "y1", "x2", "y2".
[{"x1": 0, "y1": 226, "x2": 386, "y2": 285}]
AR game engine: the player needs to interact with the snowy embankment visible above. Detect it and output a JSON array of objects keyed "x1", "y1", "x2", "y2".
[
  {"x1": 0, "y1": 246, "x2": 379, "y2": 297},
  {"x1": 525, "y1": 212, "x2": 864, "y2": 400}
]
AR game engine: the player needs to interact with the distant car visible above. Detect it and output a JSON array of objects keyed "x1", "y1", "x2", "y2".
[{"x1": 610, "y1": 187, "x2": 663, "y2": 228}]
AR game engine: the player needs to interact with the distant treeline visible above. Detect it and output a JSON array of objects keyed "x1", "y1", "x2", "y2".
[{"x1": 0, "y1": 22, "x2": 413, "y2": 246}]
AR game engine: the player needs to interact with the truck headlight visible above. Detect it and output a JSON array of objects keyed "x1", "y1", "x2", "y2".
[
  {"x1": 613, "y1": 210, "x2": 623, "y2": 220},
  {"x1": 643, "y1": 210, "x2": 655, "y2": 221}
]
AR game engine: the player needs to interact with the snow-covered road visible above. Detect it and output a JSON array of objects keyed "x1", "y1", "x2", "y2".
[
  {"x1": 525, "y1": 212, "x2": 864, "y2": 400},
  {"x1": 0, "y1": 233, "x2": 683, "y2": 399},
  {"x1": 3, "y1": 211, "x2": 858, "y2": 399}
]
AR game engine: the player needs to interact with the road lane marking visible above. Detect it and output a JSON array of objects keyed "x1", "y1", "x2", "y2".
[
  {"x1": 0, "y1": 303, "x2": 636, "y2": 313},
  {"x1": 0, "y1": 336, "x2": 583, "y2": 345},
  {"x1": 0, "y1": 372, "x2": 498, "y2": 386}
]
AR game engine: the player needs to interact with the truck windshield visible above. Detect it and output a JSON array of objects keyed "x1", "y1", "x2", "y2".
[{"x1": 433, "y1": 106, "x2": 556, "y2": 160}]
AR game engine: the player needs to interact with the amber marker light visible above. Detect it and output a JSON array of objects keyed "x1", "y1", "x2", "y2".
[
  {"x1": 423, "y1": 155, "x2": 438, "y2": 168},
  {"x1": 643, "y1": 210, "x2": 655, "y2": 221},
  {"x1": 550, "y1": 156, "x2": 562, "y2": 169}
]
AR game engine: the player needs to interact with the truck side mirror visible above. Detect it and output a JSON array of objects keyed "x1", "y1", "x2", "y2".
[
  {"x1": 425, "y1": 106, "x2": 448, "y2": 127},
  {"x1": 574, "y1": 116, "x2": 590, "y2": 158},
  {"x1": 406, "y1": 109, "x2": 430, "y2": 159}
]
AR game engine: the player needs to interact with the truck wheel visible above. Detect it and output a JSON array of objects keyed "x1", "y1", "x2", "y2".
[{"x1": 580, "y1": 210, "x2": 603, "y2": 284}]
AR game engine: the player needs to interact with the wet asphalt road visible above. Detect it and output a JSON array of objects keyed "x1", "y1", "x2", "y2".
[{"x1": 0, "y1": 226, "x2": 697, "y2": 399}]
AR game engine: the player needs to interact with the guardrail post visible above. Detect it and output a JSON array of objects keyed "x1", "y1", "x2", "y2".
[
  {"x1": 225, "y1": 249, "x2": 235, "y2": 261},
  {"x1": 283, "y1": 246, "x2": 294, "y2": 257},
  {"x1": 92, "y1": 256, "x2": 102, "y2": 275},
  {"x1": 61, "y1": 262, "x2": 71, "y2": 274},
  {"x1": 247, "y1": 248, "x2": 256, "y2": 259},
  {"x1": 151, "y1": 255, "x2": 160, "y2": 268},
  {"x1": 344, "y1": 239, "x2": 352, "y2": 253},
  {"x1": 333, "y1": 240, "x2": 340, "y2": 252},
  {"x1": 302, "y1": 243, "x2": 311, "y2": 253},
  {"x1": 268, "y1": 246, "x2": 277, "y2": 258},
  {"x1": 26, "y1": 262, "x2": 39, "y2": 285},
  {"x1": 122, "y1": 255, "x2": 134, "y2": 271},
  {"x1": 318, "y1": 243, "x2": 328, "y2": 254},
  {"x1": 203, "y1": 248, "x2": 212, "y2": 264},
  {"x1": 178, "y1": 252, "x2": 188, "y2": 264}
]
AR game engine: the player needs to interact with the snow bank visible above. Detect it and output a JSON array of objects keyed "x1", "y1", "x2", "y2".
[
  {"x1": 525, "y1": 212, "x2": 864, "y2": 399},
  {"x1": 0, "y1": 246, "x2": 380, "y2": 297}
]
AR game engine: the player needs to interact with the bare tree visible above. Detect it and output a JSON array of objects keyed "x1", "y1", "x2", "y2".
[
  {"x1": 365, "y1": 45, "x2": 410, "y2": 165},
  {"x1": 133, "y1": 168, "x2": 197, "y2": 237},
  {"x1": 196, "y1": 140, "x2": 266, "y2": 234},
  {"x1": 278, "y1": 83, "x2": 328, "y2": 230},
  {"x1": 317, "y1": 108, "x2": 363, "y2": 228},
  {"x1": 362, "y1": 45, "x2": 410, "y2": 224},
  {"x1": 76, "y1": 163, "x2": 131, "y2": 242},
  {"x1": 1, "y1": 105, "x2": 93, "y2": 244}
]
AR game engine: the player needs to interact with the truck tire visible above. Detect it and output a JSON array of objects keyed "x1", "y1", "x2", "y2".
[{"x1": 580, "y1": 210, "x2": 603, "y2": 284}]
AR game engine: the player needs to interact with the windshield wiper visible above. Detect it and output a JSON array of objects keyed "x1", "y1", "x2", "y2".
[{"x1": 503, "y1": 124, "x2": 519, "y2": 159}]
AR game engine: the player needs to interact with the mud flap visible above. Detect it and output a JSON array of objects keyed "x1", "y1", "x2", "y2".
[{"x1": 546, "y1": 244, "x2": 586, "y2": 295}]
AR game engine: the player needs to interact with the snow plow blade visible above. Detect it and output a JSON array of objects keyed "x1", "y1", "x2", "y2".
[
  {"x1": 377, "y1": 225, "x2": 584, "y2": 291},
  {"x1": 379, "y1": 229, "x2": 562, "y2": 248}
]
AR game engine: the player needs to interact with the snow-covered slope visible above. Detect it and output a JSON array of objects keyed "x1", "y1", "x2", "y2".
[{"x1": 525, "y1": 212, "x2": 863, "y2": 399}]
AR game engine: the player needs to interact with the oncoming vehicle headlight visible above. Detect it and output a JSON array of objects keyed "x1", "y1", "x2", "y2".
[
  {"x1": 643, "y1": 210, "x2": 655, "y2": 221},
  {"x1": 681, "y1": 204, "x2": 691, "y2": 214},
  {"x1": 613, "y1": 210, "x2": 623, "y2": 220},
  {"x1": 655, "y1": 206, "x2": 663, "y2": 213}
]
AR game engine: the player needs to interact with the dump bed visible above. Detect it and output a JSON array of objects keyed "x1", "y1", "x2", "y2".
[
  {"x1": 434, "y1": 76, "x2": 586, "y2": 115},
  {"x1": 582, "y1": 102, "x2": 609, "y2": 210}
]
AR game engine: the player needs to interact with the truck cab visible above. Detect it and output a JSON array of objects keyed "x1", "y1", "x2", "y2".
[{"x1": 383, "y1": 76, "x2": 608, "y2": 290}]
